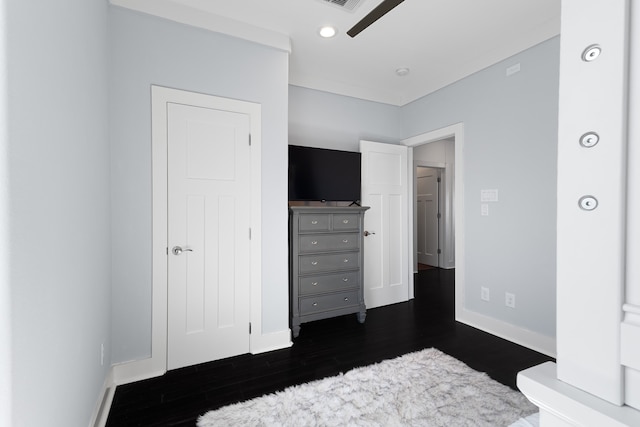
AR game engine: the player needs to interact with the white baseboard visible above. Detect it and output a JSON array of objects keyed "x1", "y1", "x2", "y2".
[
  {"x1": 251, "y1": 329, "x2": 293, "y2": 354},
  {"x1": 91, "y1": 328, "x2": 291, "y2": 426},
  {"x1": 109, "y1": 328, "x2": 293, "y2": 387},
  {"x1": 456, "y1": 308, "x2": 557, "y2": 358},
  {"x1": 89, "y1": 368, "x2": 116, "y2": 427},
  {"x1": 112, "y1": 357, "x2": 166, "y2": 386}
]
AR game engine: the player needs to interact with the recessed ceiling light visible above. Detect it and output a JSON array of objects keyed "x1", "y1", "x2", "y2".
[
  {"x1": 318, "y1": 26, "x2": 337, "y2": 38},
  {"x1": 395, "y1": 68, "x2": 410, "y2": 77}
]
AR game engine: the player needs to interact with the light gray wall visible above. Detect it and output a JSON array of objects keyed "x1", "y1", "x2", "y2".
[
  {"x1": 402, "y1": 37, "x2": 560, "y2": 338},
  {"x1": 0, "y1": 3, "x2": 10, "y2": 425},
  {"x1": 109, "y1": 7, "x2": 289, "y2": 364},
  {"x1": 289, "y1": 85, "x2": 402, "y2": 152},
  {"x1": 6, "y1": 1, "x2": 111, "y2": 426},
  {"x1": 414, "y1": 139, "x2": 454, "y2": 164},
  {"x1": 288, "y1": 38, "x2": 559, "y2": 339}
]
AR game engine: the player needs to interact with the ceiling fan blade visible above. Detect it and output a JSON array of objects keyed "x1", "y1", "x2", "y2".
[{"x1": 347, "y1": 0, "x2": 405, "y2": 38}]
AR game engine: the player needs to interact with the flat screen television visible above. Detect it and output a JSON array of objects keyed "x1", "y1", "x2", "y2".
[{"x1": 288, "y1": 145, "x2": 361, "y2": 203}]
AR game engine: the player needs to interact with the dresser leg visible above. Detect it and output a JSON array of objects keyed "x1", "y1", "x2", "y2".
[
  {"x1": 292, "y1": 322, "x2": 301, "y2": 338},
  {"x1": 357, "y1": 311, "x2": 366, "y2": 324}
]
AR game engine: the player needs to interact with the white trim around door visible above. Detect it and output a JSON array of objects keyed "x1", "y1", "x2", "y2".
[
  {"x1": 112, "y1": 85, "x2": 264, "y2": 385},
  {"x1": 403, "y1": 123, "x2": 464, "y2": 304}
]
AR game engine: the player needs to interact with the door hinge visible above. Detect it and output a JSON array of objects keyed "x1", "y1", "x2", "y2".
[
  {"x1": 249, "y1": 323, "x2": 252, "y2": 334},
  {"x1": 166, "y1": 247, "x2": 168, "y2": 255},
  {"x1": 437, "y1": 213, "x2": 441, "y2": 219},
  {"x1": 249, "y1": 134, "x2": 252, "y2": 146},
  {"x1": 437, "y1": 249, "x2": 442, "y2": 254},
  {"x1": 249, "y1": 228, "x2": 252, "y2": 239},
  {"x1": 437, "y1": 177, "x2": 441, "y2": 183}
]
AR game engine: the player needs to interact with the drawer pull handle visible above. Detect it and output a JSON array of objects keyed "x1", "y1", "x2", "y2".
[
  {"x1": 311, "y1": 220, "x2": 318, "y2": 225},
  {"x1": 313, "y1": 302, "x2": 318, "y2": 307},
  {"x1": 342, "y1": 278, "x2": 349, "y2": 282},
  {"x1": 342, "y1": 239, "x2": 349, "y2": 243},
  {"x1": 343, "y1": 219, "x2": 349, "y2": 224},
  {"x1": 311, "y1": 261, "x2": 318, "y2": 265},
  {"x1": 312, "y1": 282, "x2": 319, "y2": 286},
  {"x1": 343, "y1": 259, "x2": 349, "y2": 263},
  {"x1": 344, "y1": 297, "x2": 349, "y2": 301},
  {"x1": 311, "y1": 241, "x2": 318, "y2": 245}
]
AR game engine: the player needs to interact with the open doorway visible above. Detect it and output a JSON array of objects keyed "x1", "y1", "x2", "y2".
[
  {"x1": 412, "y1": 138, "x2": 455, "y2": 273},
  {"x1": 403, "y1": 123, "x2": 462, "y2": 302}
]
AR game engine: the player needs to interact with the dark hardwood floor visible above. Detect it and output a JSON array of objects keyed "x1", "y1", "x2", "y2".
[{"x1": 106, "y1": 269, "x2": 553, "y2": 426}]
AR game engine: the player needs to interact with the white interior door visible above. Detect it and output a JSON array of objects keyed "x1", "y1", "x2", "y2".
[
  {"x1": 417, "y1": 167, "x2": 439, "y2": 267},
  {"x1": 360, "y1": 140, "x2": 409, "y2": 309},
  {"x1": 167, "y1": 102, "x2": 251, "y2": 370}
]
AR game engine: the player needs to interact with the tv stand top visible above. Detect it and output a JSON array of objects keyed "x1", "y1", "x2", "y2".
[
  {"x1": 289, "y1": 200, "x2": 361, "y2": 208},
  {"x1": 289, "y1": 205, "x2": 369, "y2": 214}
]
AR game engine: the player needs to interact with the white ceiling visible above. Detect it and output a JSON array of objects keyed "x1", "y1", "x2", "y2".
[{"x1": 112, "y1": 0, "x2": 561, "y2": 106}]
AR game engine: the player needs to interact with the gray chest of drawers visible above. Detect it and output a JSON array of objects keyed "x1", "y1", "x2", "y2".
[{"x1": 289, "y1": 206, "x2": 369, "y2": 338}]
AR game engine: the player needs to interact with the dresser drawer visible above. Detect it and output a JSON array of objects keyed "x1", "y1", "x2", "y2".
[
  {"x1": 332, "y1": 213, "x2": 360, "y2": 231},
  {"x1": 299, "y1": 252, "x2": 360, "y2": 274},
  {"x1": 298, "y1": 214, "x2": 330, "y2": 232},
  {"x1": 298, "y1": 233, "x2": 359, "y2": 253},
  {"x1": 299, "y1": 271, "x2": 360, "y2": 295},
  {"x1": 299, "y1": 290, "x2": 359, "y2": 315}
]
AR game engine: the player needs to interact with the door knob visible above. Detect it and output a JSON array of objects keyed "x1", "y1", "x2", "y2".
[
  {"x1": 364, "y1": 231, "x2": 376, "y2": 237},
  {"x1": 172, "y1": 246, "x2": 193, "y2": 255}
]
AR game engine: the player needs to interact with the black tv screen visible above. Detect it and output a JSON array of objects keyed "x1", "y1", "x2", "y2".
[{"x1": 288, "y1": 145, "x2": 361, "y2": 202}]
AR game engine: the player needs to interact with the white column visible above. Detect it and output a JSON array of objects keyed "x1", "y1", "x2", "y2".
[
  {"x1": 555, "y1": 0, "x2": 628, "y2": 405},
  {"x1": 622, "y1": 0, "x2": 640, "y2": 411},
  {"x1": 518, "y1": 0, "x2": 640, "y2": 425}
]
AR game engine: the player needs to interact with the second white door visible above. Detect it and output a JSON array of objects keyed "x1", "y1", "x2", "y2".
[
  {"x1": 167, "y1": 102, "x2": 251, "y2": 370},
  {"x1": 360, "y1": 140, "x2": 409, "y2": 309}
]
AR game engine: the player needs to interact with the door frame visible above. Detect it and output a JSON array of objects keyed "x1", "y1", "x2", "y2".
[
  {"x1": 114, "y1": 86, "x2": 262, "y2": 382},
  {"x1": 402, "y1": 123, "x2": 464, "y2": 309}
]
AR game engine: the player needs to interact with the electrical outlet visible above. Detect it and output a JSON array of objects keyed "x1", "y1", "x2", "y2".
[
  {"x1": 481, "y1": 287, "x2": 490, "y2": 302},
  {"x1": 505, "y1": 292, "x2": 516, "y2": 308},
  {"x1": 101, "y1": 343, "x2": 104, "y2": 366}
]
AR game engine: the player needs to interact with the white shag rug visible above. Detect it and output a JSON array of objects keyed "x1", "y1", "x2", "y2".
[{"x1": 198, "y1": 348, "x2": 537, "y2": 427}]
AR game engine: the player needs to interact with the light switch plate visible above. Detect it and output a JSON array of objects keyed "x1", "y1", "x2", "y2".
[{"x1": 481, "y1": 189, "x2": 499, "y2": 202}]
